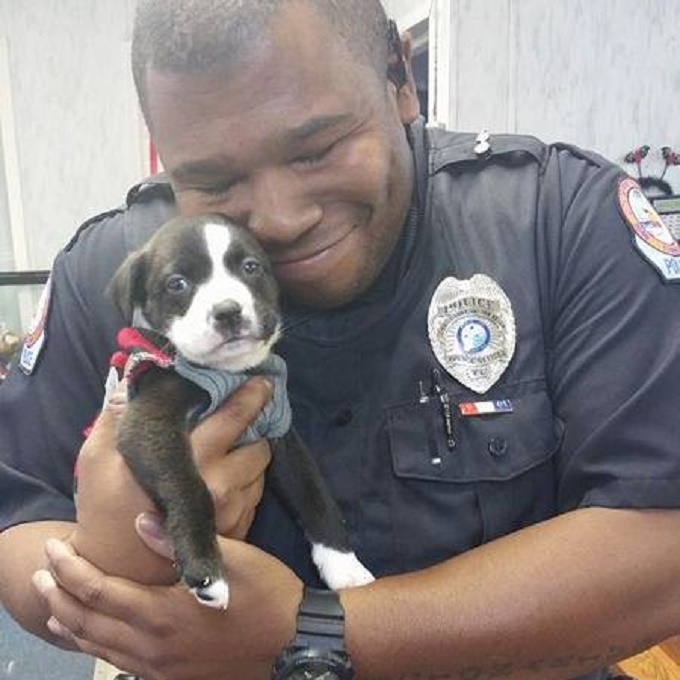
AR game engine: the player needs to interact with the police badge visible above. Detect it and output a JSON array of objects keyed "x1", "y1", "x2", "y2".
[{"x1": 427, "y1": 274, "x2": 516, "y2": 394}]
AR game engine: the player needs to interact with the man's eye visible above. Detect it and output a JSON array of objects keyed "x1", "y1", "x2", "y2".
[
  {"x1": 242, "y1": 258, "x2": 261, "y2": 275},
  {"x1": 202, "y1": 181, "x2": 235, "y2": 198},
  {"x1": 293, "y1": 143, "x2": 335, "y2": 167},
  {"x1": 165, "y1": 274, "x2": 191, "y2": 294}
]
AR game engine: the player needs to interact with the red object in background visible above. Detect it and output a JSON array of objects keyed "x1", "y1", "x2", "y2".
[
  {"x1": 624, "y1": 145, "x2": 650, "y2": 165},
  {"x1": 149, "y1": 140, "x2": 159, "y2": 175},
  {"x1": 662, "y1": 146, "x2": 680, "y2": 166}
]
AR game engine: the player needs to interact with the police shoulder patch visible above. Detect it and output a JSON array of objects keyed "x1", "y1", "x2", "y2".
[
  {"x1": 19, "y1": 276, "x2": 52, "y2": 375},
  {"x1": 618, "y1": 177, "x2": 680, "y2": 282}
]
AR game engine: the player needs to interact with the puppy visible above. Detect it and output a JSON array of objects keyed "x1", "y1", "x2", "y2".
[{"x1": 107, "y1": 213, "x2": 373, "y2": 608}]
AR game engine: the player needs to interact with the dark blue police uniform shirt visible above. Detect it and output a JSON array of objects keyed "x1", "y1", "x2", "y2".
[{"x1": 1, "y1": 121, "x2": 679, "y2": 680}]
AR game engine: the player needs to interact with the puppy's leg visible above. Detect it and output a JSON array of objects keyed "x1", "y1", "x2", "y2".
[
  {"x1": 269, "y1": 429, "x2": 374, "y2": 589},
  {"x1": 117, "y1": 369, "x2": 229, "y2": 608}
]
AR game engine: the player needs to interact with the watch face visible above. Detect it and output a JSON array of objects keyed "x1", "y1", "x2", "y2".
[
  {"x1": 275, "y1": 652, "x2": 352, "y2": 680},
  {"x1": 286, "y1": 665, "x2": 342, "y2": 680}
]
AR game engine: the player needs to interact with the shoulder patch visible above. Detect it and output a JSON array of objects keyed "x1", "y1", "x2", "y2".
[
  {"x1": 19, "y1": 275, "x2": 52, "y2": 375},
  {"x1": 617, "y1": 177, "x2": 680, "y2": 282}
]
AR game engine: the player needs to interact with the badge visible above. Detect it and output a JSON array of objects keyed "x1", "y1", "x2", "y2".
[
  {"x1": 19, "y1": 276, "x2": 52, "y2": 375},
  {"x1": 618, "y1": 177, "x2": 680, "y2": 282},
  {"x1": 428, "y1": 274, "x2": 516, "y2": 394}
]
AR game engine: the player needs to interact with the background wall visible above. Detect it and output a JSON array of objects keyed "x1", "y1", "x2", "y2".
[
  {"x1": 0, "y1": 0, "x2": 143, "y2": 273},
  {"x1": 387, "y1": 0, "x2": 680, "y2": 187}
]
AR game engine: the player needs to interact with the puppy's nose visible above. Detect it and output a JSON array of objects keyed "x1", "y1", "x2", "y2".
[{"x1": 211, "y1": 300, "x2": 242, "y2": 331}]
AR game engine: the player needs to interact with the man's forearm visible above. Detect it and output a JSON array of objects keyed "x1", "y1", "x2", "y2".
[
  {"x1": 0, "y1": 520, "x2": 78, "y2": 647},
  {"x1": 342, "y1": 507, "x2": 680, "y2": 680}
]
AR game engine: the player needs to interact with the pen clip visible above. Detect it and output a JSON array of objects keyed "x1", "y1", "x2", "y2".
[
  {"x1": 431, "y1": 368, "x2": 456, "y2": 451},
  {"x1": 418, "y1": 380, "x2": 430, "y2": 403}
]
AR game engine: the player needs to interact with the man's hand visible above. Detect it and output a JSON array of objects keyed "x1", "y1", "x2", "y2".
[
  {"x1": 71, "y1": 375, "x2": 274, "y2": 584},
  {"x1": 191, "y1": 377, "x2": 273, "y2": 539},
  {"x1": 33, "y1": 536, "x2": 302, "y2": 680}
]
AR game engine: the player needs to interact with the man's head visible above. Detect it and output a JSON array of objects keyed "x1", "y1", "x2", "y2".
[
  {"x1": 133, "y1": 0, "x2": 397, "y2": 124},
  {"x1": 132, "y1": 0, "x2": 420, "y2": 309}
]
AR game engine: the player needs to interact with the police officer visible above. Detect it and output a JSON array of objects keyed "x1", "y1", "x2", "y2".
[{"x1": 1, "y1": 1, "x2": 680, "y2": 679}]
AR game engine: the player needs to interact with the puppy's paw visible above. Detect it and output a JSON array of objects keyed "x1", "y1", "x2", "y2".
[
  {"x1": 311, "y1": 544, "x2": 375, "y2": 590},
  {"x1": 189, "y1": 577, "x2": 230, "y2": 609}
]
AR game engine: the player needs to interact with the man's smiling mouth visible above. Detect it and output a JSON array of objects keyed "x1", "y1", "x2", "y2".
[{"x1": 270, "y1": 227, "x2": 357, "y2": 280}]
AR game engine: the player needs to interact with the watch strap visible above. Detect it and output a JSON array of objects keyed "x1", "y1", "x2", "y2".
[{"x1": 295, "y1": 587, "x2": 347, "y2": 652}]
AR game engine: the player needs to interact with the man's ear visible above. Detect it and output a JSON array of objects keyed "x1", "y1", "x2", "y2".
[
  {"x1": 388, "y1": 30, "x2": 420, "y2": 124},
  {"x1": 106, "y1": 250, "x2": 148, "y2": 321}
]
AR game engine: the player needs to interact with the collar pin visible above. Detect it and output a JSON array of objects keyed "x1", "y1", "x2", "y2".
[{"x1": 474, "y1": 129, "x2": 491, "y2": 156}]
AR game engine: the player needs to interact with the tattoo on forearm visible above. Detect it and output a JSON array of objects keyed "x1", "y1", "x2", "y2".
[
  {"x1": 457, "y1": 645, "x2": 627, "y2": 680},
  {"x1": 370, "y1": 637, "x2": 658, "y2": 680}
]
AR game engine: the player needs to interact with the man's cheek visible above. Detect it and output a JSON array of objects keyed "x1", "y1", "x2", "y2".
[{"x1": 343, "y1": 148, "x2": 393, "y2": 208}]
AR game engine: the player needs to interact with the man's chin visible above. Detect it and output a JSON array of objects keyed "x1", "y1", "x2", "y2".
[{"x1": 281, "y1": 279, "x2": 368, "y2": 312}]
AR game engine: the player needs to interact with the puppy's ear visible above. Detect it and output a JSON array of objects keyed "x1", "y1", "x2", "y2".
[{"x1": 106, "y1": 250, "x2": 148, "y2": 322}]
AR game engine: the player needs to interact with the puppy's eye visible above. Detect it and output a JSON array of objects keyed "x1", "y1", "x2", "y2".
[
  {"x1": 165, "y1": 274, "x2": 191, "y2": 294},
  {"x1": 242, "y1": 258, "x2": 261, "y2": 275}
]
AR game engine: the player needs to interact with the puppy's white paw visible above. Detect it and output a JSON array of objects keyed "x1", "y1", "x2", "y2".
[
  {"x1": 312, "y1": 544, "x2": 375, "y2": 590},
  {"x1": 190, "y1": 578, "x2": 229, "y2": 609}
]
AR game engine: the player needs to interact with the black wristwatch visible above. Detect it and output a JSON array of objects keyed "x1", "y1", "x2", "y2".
[{"x1": 272, "y1": 587, "x2": 354, "y2": 680}]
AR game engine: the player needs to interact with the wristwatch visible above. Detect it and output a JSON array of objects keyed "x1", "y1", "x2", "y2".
[{"x1": 272, "y1": 587, "x2": 354, "y2": 680}]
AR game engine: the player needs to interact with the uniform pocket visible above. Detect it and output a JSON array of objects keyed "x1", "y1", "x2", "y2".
[
  {"x1": 387, "y1": 389, "x2": 558, "y2": 483},
  {"x1": 385, "y1": 385, "x2": 561, "y2": 565}
]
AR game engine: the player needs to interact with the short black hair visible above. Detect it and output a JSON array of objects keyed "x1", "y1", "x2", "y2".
[{"x1": 132, "y1": 0, "x2": 391, "y2": 125}]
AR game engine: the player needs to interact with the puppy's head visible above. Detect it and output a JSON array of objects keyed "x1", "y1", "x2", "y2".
[{"x1": 108, "y1": 214, "x2": 281, "y2": 371}]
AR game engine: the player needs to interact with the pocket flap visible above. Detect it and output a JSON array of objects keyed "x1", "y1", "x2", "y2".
[{"x1": 388, "y1": 390, "x2": 557, "y2": 483}]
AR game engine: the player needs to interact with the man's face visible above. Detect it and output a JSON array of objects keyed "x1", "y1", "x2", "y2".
[{"x1": 144, "y1": 2, "x2": 417, "y2": 309}]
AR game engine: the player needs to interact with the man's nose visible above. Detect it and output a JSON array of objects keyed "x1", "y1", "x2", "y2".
[{"x1": 245, "y1": 168, "x2": 323, "y2": 244}]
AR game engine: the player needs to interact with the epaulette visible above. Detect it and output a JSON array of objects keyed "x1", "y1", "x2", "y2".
[
  {"x1": 63, "y1": 174, "x2": 174, "y2": 253},
  {"x1": 125, "y1": 173, "x2": 174, "y2": 207},
  {"x1": 550, "y1": 142, "x2": 617, "y2": 171},
  {"x1": 63, "y1": 205, "x2": 127, "y2": 252},
  {"x1": 428, "y1": 129, "x2": 548, "y2": 174}
]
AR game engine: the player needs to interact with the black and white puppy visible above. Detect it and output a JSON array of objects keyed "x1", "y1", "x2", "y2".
[{"x1": 107, "y1": 213, "x2": 373, "y2": 609}]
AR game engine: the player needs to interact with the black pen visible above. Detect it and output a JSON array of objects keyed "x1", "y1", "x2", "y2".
[{"x1": 431, "y1": 368, "x2": 456, "y2": 450}]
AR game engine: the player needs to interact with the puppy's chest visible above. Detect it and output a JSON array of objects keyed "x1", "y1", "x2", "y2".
[{"x1": 113, "y1": 325, "x2": 292, "y2": 443}]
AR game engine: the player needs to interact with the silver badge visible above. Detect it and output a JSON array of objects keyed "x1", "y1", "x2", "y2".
[{"x1": 428, "y1": 274, "x2": 516, "y2": 394}]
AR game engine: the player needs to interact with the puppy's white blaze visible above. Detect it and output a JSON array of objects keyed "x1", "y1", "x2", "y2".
[
  {"x1": 167, "y1": 222, "x2": 266, "y2": 370},
  {"x1": 203, "y1": 222, "x2": 258, "y2": 325},
  {"x1": 191, "y1": 578, "x2": 230, "y2": 610},
  {"x1": 311, "y1": 544, "x2": 375, "y2": 590}
]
